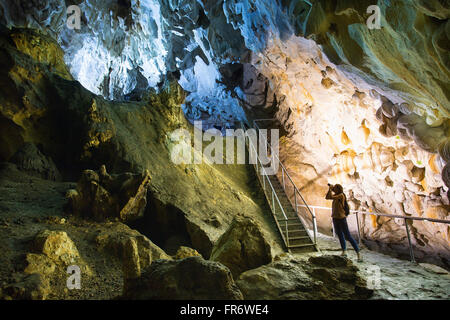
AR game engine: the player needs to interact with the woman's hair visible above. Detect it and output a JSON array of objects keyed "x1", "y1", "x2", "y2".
[{"x1": 333, "y1": 184, "x2": 344, "y2": 195}]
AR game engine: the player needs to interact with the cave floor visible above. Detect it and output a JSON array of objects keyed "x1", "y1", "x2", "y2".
[
  {"x1": 296, "y1": 233, "x2": 450, "y2": 300},
  {"x1": 0, "y1": 163, "x2": 124, "y2": 300}
]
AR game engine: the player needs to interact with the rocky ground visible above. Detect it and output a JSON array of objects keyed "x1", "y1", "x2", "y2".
[
  {"x1": 308, "y1": 233, "x2": 450, "y2": 300},
  {"x1": 0, "y1": 163, "x2": 124, "y2": 299}
]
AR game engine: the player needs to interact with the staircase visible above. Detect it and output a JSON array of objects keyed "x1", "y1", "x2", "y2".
[
  {"x1": 240, "y1": 120, "x2": 318, "y2": 253},
  {"x1": 267, "y1": 175, "x2": 316, "y2": 251}
]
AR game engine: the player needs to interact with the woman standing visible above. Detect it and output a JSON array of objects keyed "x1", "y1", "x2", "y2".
[{"x1": 326, "y1": 184, "x2": 362, "y2": 262}]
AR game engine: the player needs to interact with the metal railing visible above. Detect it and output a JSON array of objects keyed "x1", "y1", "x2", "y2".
[
  {"x1": 298, "y1": 204, "x2": 450, "y2": 263},
  {"x1": 239, "y1": 122, "x2": 291, "y2": 248},
  {"x1": 253, "y1": 119, "x2": 318, "y2": 245}
]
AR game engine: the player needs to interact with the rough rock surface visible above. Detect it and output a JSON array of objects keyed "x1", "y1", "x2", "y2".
[
  {"x1": 122, "y1": 256, "x2": 244, "y2": 300},
  {"x1": 0, "y1": 273, "x2": 49, "y2": 300},
  {"x1": 0, "y1": 0, "x2": 250, "y2": 125},
  {"x1": 33, "y1": 230, "x2": 81, "y2": 266},
  {"x1": 210, "y1": 215, "x2": 272, "y2": 278},
  {"x1": 289, "y1": 0, "x2": 450, "y2": 122},
  {"x1": 0, "y1": 161, "x2": 154, "y2": 300},
  {"x1": 174, "y1": 246, "x2": 202, "y2": 260},
  {"x1": 236, "y1": 254, "x2": 373, "y2": 300},
  {"x1": 66, "y1": 165, "x2": 151, "y2": 223},
  {"x1": 95, "y1": 222, "x2": 171, "y2": 280},
  {"x1": 10, "y1": 142, "x2": 62, "y2": 181}
]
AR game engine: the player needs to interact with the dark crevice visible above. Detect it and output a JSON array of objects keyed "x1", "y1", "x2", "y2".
[{"x1": 128, "y1": 191, "x2": 193, "y2": 256}]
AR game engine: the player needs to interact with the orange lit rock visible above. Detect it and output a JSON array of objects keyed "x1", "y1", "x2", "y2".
[
  {"x1": 412, "y1": 195, "x2": 423, "y2": 216},
  {"x1": 370, "y1": 215, "x2": 377, "y2": 228},
  {"x1": 341, "y1": 130, "x2": 351, "y2": 145}
]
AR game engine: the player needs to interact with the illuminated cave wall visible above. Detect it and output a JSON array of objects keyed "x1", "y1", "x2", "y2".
[{"x1": 240, "y1": 0, "x2": 450, "y2": 262}]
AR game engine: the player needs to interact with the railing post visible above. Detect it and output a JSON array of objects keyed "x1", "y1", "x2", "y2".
[
  {"x1": 356, "y1": 212, "x2": 362, "y2": 245},
  {"x1": 331, "y1": 215, "x2": 336, "y2": 238},
  {"x1": 313, "y1": 207, "x2": 317, "y2": 245},
  {"x1": 272, "y1": 189, "x2": 275, "y2": 211},
  {"x1": 285, "y1": 220, "x2": 289, "y2": 247},
  {"x1": 404, "y1": 218, "x2": 416, "y2": 263},
  {"x1": 294, "y1": 190, "x2": 298, "y2": 216}
]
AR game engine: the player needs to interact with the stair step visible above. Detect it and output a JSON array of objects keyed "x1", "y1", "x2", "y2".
[
  {"x1": 287, "y1": 238, "x2": 313, "y2": 246},
  {"x1": 288, "y1": 236, "x2": 310, "y2": 240},
  {"x1": 274, "y1": 216, "x2": 298, "y2": 221},
  {"x1": 282, "y1": 229, "x2": 307, "y2": 235},
  {"x1": 275, "y1": 217, "x2": 300, "y2": 221},
  {"x1": 277, "y1": 221, "x2": 305, "y2": 228},
  {"x1": 282, "y1": 229, "x2": 308, "y2": 235},
  {"x1": 272, "y1": 211, "x2": 295, "y2": 216},
  {"x1": 278, "y1": 221, "x2": 304, "y2": 227},
  {"x1": 288, "y1": 243, "x2": 316, "y2": 249},
  {"x1": 288, "y1": 222, "x2": 303, "y2": 227},
  {"x1": 276, "y1": 217, "x2": 299, "y2": 222}
]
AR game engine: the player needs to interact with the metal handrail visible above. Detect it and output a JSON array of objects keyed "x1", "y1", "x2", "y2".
[
  {"x1": 253, "y1": 119, "x2": 318, "y2": 244},
  {"x1": 239, "y1": 122, "x2": 291, "y2": 248},
  {"x1": 298, "y1": 204, "x2": 450, "y2": 263}
]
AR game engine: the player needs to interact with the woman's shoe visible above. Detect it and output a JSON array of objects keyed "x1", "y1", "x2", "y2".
[
  {"x1": 341, "y1": 250, "x2": 347, "y2": 256},
  {"x1": 356, "y1": 252, "x2": 363, "y2": 262}
]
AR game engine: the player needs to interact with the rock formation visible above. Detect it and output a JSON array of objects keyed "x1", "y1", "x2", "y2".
[
  {"x1": 210, "y1": 215, "x2": 273, "y2": 278},
  {"x1": 95, "y1": 222, "x2": 171, "y2": 280},
  {"x1": 174, "y1": 246, "x2": 202, "y2": 260},
  {"x1": 66, "y1": 165, "x2": 151, "y2": 223},
  {"x1": 33, "y1": 230, "x2": 82, "y2": 266},
  {"x1": 122, "y1": 256, "x2": 244, "y2": 300},
  {"x1": 236, "y1": 254, "x2": 373, "y2": 300},
  {"x1": 10, "y1": 143, "x2": 62, "y2": 181}
]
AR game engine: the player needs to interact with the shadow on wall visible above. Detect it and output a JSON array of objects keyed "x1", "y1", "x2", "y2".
[{"x1": 298, "y1": 165, "x2": 333, "y2": 194}]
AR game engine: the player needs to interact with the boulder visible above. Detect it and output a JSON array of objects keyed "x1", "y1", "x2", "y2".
[
  {"x1": 210, "y1": 215, "x2": 272, "y2": 278},
  {"x1": 33, "y1": 230, "x2": 80, "y2": 266},
  {"x1": 95, "y1": 222, "x2": 171, "y2": 280},
  {"x1": 236, "y1": 255, "x2": 373, "y2": 300},
  {"x1": 122, "y1": 256, "x2": 243, "y2": 300}
]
